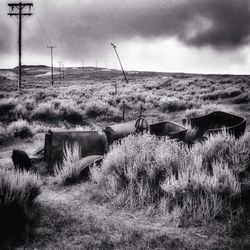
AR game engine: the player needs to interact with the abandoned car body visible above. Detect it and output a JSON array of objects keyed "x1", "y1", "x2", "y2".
[
  {"x1": 12, "y1": 112, "x2": 246, "y2": 173},
  {"x1": 184, "y1": 111, "x2": 247, "y2": 138}
]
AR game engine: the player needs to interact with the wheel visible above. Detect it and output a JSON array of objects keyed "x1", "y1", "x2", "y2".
[{"x1": 135, "y1": 117, "x2": 149, "y2": 134}]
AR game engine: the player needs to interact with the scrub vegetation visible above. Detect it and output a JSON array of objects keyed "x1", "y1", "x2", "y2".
[
  {"x1": 0, "y1": 67, "x2": 250, "y2": 249},
  {"x1": 91, "y1": 132, "x2": 250, "y2": 227},
  {"x1": 0, "y1": 168, "x2": 41, "y2": 248},
  {"x1": 54, "y1": 143, "x2": 83, "y2": 185}
]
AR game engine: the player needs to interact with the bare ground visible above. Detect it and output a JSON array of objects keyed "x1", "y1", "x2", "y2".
[{"x1": 11, "y1": 180, "x2": 248, "y2": 250}]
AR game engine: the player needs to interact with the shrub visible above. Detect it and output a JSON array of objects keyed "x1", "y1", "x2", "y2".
[
  {"x1": 14, "y1": 98, "x2": 36, "y2": 120},
  {"x1": 84, "y1": 100, "x2": 113, "y2": 118},
  {"x1": 0, "y1": 98, "x2": 18, "y2": 116},
  {"x1": 7, "y1": 120, "x2": 34, "y2": 139},
  {"x1": 32, "y1": 102, "x2": 56, "y2": 121},
  {"x1": 184, "y1": 104, "x2": 234, "y2": 119},
  {"x1": 7, "y1": 120, "x2": 33, "y2": 139},
  {"x1": 201, "y1": 88, "x2": 241, "y2": 100},
  {"x1": 160, "y1": 160, "x2": 241, "y2": 226},
  {"x1": 0, "y1": 168, "x2": 41, "y2": 246},
  {"x1": 32, "y1": 101, "x2": 84, "y2": 124},
  {"x1": 92, "y1": 133, "x2": 247, "y2": 226},
  {"x1": 159, "y1": 97, "x2": 190, "y2": 112},
  {"x1": 54, "y1": 143, "x2": 83, "y2": 185},
  {"x1": 233, "y1": 93, "x2": 250, "y2": 104},
  {"x1": 0, "y1": 124, "x2": 8, "y2": 145},
  {"x1": 192, "y1": 132, "x2": 250, "y2": 176},
  {"x1": 0, "y1": 98, "x2": 18, "y2": 122},
  {"x1": 92, "y1": 134, "x2": 191, "y2": 208},
  {"x1": 59, "y1": 102, "x2": 84, "y2": 124}
]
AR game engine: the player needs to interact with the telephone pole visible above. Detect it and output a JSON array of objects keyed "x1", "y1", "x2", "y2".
[
  {"x1": 81, "y1": 60, "x2": 84, "y2": 74},
  {"x1": 47, "y1": 45, "x2": 56, "y2": 86},
  {"x1": 58, "y1": 61, "x2": 62, "y2": 82},
  {"x1": 8, "y1": 2, "x2": 33, "y2": 91},
  {"x1": 111, "y1": 43, "x2": 128, "y2": 83},
  {"x1": 62, "y1": 62, "x2": 65, "y2": 79}
]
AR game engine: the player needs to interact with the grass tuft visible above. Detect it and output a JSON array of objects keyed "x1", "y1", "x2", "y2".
[
  {"x1": 32, "y1": 101, "x2": 84, "y2": 125},
  {"x1": 92, "y1": 132, "x2": 249, "y2": 226},
  {"x1": 0, "y1": 168, "x2": 41, "y2": 246},
  {"x1": 7, "y1": 119, "x2": 34, "y2": 139},
  {"x1": 54, "y1": 143, "x2": 84, "y2": 185},
  {"x1": 159, "y1": 97, "x2": 190, "y2": 112},
  {"x1": 184, "y1": 104, "x2": 234, "y2": 119}
]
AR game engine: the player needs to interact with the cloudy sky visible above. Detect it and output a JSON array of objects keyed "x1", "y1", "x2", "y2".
[{"x1": 1, "y1": 0, "x2": 250, "y2": 74}]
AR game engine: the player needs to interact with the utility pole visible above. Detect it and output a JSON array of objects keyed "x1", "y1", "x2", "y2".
[
  {"x1": 57, "y1": 61, "x2": 62, "y2": 82},
  {"x1": 8, "y1": 2, "x2": 33, "y2": 91},
  {"x1": 47, "y1": 45, "x2": 56, "y2": 86},
  {"x1": 95, "y1": 59, "x2": 98, "y2": 71},
  {"x1": 81, "y1": 60, "x2": 84, "y2": 74},
  {"x1": 62, "y1": 62, "x2": 65, "y2": 79},
  {"x1": 111, "y1": 43, "x2": 128, "y2": 84}
]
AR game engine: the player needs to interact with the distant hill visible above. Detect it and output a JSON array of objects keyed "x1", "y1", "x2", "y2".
[{"x1": 13, "y1": 65, "x2": 49, "y2": 70}]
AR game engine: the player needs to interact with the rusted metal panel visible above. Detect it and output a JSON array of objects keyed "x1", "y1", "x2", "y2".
[
  {"x1": 44, "y1": 130, "x2": 108, "y2": 170},
  {"x1": 104, "y1": 121, "x2": 137, "y2": 144},
  {"x1": 188, "y1": 111, "x2": 246, "y2": 138},
  {"x1": 42, "y1": 112, "x2": 247, "y2": 172},
  {"x1": 150, "y1": 121, "x2": 187, "y2": 141},
  {"x1": 76, "y1": 155, "x2": 103, "y2": 181}
]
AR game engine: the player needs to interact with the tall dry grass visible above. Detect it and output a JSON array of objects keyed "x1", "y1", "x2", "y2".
[
  {"x1": 0, "y1": 168, "x2": 41, "y2": 246},
  {"x1": 91, "y1": 132, "x2": 250, "y2": 226},
  {"x1": 54, "y1": 143, "x2": 84, "y2": 185}
]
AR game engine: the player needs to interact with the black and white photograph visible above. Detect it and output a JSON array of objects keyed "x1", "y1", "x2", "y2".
[{"x1": 0, "y1": 0, "x2": 250, "y2": 249}]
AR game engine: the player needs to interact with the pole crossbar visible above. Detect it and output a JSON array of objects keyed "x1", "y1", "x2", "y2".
[
  {"x1": 8, "y1": 3, "x2": 33, "y2": 7},
  {"x1": 8, "y1": 13, "x2": 32, "y2": 16}
]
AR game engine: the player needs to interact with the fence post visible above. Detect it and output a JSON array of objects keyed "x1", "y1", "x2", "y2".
[
  {"x1": 122, "y1": 100, "x2": 125, "y2": 122},
  {"x1": 139, "y1": 103, "x2": 143, "y2": 117}
]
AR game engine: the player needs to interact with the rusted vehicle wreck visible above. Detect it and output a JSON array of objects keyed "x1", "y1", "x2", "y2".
[
  {"x1": 184, "y1": 111, "x2": 247, "y2": 138},
  {"x1": 43, "y1": 111, "x2": 246, "y2": 173}
]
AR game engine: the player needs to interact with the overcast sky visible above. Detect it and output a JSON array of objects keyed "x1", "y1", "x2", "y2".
[{"x1": 1, "y1": 0, "x2": 250, "y2": 74}]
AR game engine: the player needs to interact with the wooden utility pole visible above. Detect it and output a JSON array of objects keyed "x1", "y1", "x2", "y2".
[
  {"x1": 139, "y1": 103, "x2": 143, "y2": 117},
  {"x1": 8, "y1": 2, "x2": 33, "y2": 91},
  {"x1": 81, "y1": 60, "x2": 84, "y2": 74},
  {"x1": 58, "y1": 61, "x2": 62, "y2": 82},
  {"x1": 111, "y1": 43, "x2": 128, "y2": 83},
  {"x1": 62, "y1": 62, "x2": 65, "y2": 79},
  {"x1": 47, "y1": 45, "x2": 56, "y2": 86},
  {"x1": 122, "y1": 100, "x2": 125, "y2": 121}
]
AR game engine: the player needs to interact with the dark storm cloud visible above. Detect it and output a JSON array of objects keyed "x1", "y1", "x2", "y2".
[
  {"x1": 184, "y1": 0, "x2": 250, "y2": 47},
  {"x1": 2, "y1": 0, "x2": 250, "y2": 60},
  {"x1": 0, "y1": 19, "x2": 14, "y2": 53}
]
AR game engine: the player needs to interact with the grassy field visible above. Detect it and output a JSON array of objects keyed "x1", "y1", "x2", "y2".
[{"x1": 0, "y1": 66, "x2": 250, "y2": 249}]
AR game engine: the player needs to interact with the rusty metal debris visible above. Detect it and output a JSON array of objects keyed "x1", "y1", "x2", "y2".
[{"x1": 12, "y1": 112, "x2": 246, "y2": 173}]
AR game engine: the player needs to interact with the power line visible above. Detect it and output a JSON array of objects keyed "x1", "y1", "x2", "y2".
[
  {"x1": 8, "y1": 2, "x2": 33, "y2": 91},
  {"x1": 33, "y1": 9, "x2": 52, "y2": 44},
  {"x1": 23, "y1": 23, "x2": 45, "y2": 47}
]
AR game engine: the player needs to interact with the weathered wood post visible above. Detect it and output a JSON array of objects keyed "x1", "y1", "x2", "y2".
[
  {"x1": 122, "y1": 100, "x2": 126, "y2": 122},
  {"x1": 139, "y1": 103, "x2": 143, "y2": 117}
]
